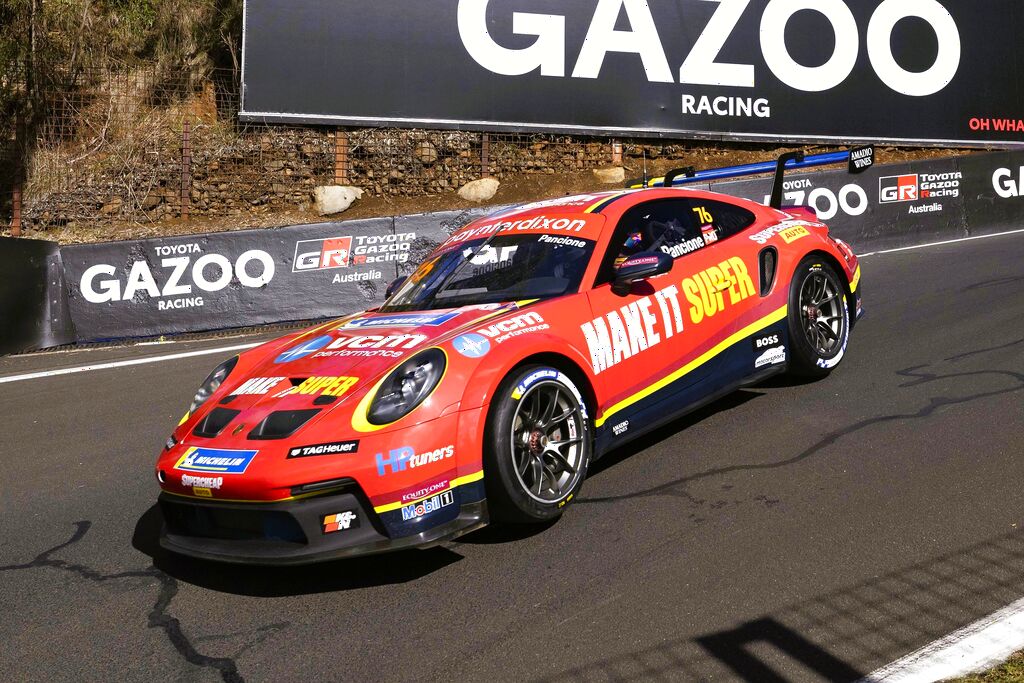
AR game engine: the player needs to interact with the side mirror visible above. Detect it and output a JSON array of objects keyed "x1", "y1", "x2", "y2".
[
  {"x1": 612, "y1": 252, "x2": 672, "y2": 296},
  {"x1": 385, "y1": 276, "x2": 407, "y2": 299}
]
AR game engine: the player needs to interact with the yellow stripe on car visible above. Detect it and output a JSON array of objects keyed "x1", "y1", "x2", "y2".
[
  {"x1": 850, "y1": 265, "x2": 862, "y2": 293},
  {"x1": 594, "y1": 306, "x2": 788, "y2": 427},
  {"x1": 372, "y1": 470, "x2": 484, "y2": 514}
]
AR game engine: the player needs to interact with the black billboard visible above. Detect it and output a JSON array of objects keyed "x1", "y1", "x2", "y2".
[
  {"x1": 62, "y1": 219, "x2": 398, "y2": 341},
  {"x1": 709, "y1": 156, "x2": 969, "y2": 251},
  {"x1": 59, "y1": 208, "x2": 500, "y2": 342},
  {"x1": 241, "y1": 0, "x2": 1024, "y2": 146}
]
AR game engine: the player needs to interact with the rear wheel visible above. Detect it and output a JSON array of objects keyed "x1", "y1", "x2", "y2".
[
  {"x1": 787, "y1": 258, "x2": 850, "y2": 378},
  {"x1": 484, "y1": 365, "x2": 591, "y2": 523}
]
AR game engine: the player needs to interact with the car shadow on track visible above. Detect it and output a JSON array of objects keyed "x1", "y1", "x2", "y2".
[
  {"x1": 586, "y1": 388, "x2": 766, "y2": 480},
  {"x1": 584, "y1": 366, "x2": 831, "y2": 482},
  {"x1": 131, "y1": 504, "x2": 463, "y2": 597}
]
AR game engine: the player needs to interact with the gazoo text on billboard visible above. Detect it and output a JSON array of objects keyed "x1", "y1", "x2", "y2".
[
  {"x1": 79, "y1": 243, "x2": 275, "y2": 310},
  {"x1": 458, "y1": 0, "x2": 962, "y2": 115},
  {"x1": 992, "y1": 166, "x2": 1024, "y2": 198}
]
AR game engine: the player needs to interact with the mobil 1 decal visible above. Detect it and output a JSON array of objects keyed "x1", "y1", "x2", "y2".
[{"x1": 243, "y1": 0, "x2": 1024, "y2": 144}]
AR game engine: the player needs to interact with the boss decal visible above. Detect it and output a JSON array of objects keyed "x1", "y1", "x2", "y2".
[{"x1": 753, "y1": 334, "x2": 782, "y2": 352}]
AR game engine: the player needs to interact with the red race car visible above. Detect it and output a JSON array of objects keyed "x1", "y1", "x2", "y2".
[{"x1": 156, "y1": 153, "x2": 865, "y2": 564}]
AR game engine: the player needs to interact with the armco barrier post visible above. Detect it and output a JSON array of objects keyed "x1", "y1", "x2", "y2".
[
  {"x1": 180, "y1": 117, "x2": 191, "y2": 221},
  {"x1": 11, "y1": 182, "x2": 21, "y2": 237},
  {"x1": 334, "y1": 129, "x2": 349, "y2": 185},
  {"x1": 11, "y1": 112, "x2": 22, "y2": 237},
  {"x1": 481, "y1": 132, "x2": 490, "y2": 178},
  {"x1": 611, "y1": 139, "x2": 622, "y2": 165}
]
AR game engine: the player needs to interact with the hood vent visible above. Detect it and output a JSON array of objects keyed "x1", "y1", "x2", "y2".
[
  {"x1": 192, "y1": 408, "x2": 241, "y2": 438},
  {"x1": 248, "y1": 409, "x2": 320, "y2": 440}
]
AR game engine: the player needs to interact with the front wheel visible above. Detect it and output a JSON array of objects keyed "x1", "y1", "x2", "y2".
[
  {"x1": 786, "y1": 258, "x2": 851, "y2": 378},
  {"x1": 484, "y1": 365, "x2": 592, "y2": 523}
]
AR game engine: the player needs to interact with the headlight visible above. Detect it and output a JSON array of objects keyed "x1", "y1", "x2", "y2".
[
  {"x1": 368, "y1": 349, "x2": 446, "y2": 425},
  {"x1": 189, "y1": 356, "x2": 238, "y2": 414}
]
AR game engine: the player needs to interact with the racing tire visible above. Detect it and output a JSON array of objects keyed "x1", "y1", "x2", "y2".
[
  {"x1": 484, "y1": 365, "x2": 592, "y2": 524},
  {"x1": 786, "y1": 257, "x2": 851, "y2": 378}
]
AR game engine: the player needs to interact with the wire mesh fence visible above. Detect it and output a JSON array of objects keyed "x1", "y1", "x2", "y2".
[{"x1": 0, "y1": 65, "x2": 731, "y2": 237}]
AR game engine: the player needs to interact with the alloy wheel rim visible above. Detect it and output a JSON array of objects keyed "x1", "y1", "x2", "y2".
[
  {"x1": 800, "y1": 271, "x2": 844, "y2": 356},
  {"x1": 510, "y1": 381, "x2": 585, "y2": 503}
]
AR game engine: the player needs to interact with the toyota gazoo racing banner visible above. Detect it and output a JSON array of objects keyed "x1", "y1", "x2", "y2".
[
  {"x1": 241, "y1": 0, "x2": 1024, "y2": 146},
  {"x1": 60, "y1": 219, "x2": 407, "y2": 340}
]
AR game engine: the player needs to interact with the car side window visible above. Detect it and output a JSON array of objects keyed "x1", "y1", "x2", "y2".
[
  {"x1": 687, "y1": 199, "x2": 757, "y2": 243},
  {"x1": 596, "y1": 200, "x2": 705, "y2": 284}
]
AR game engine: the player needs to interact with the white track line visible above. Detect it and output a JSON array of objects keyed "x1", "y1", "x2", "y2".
[
  {"x1": 858, "y1": 227, "x2": 1024, "y2": 257},
  {"x1": 860, "y1": 596, "x2": 1024, "y2": 682},
  {"x1": 0, "y1": 342, "x2": 260, "y2": 385}
]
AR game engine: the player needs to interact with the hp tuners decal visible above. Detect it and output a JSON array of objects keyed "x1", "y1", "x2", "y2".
[
  {"x1": 376, "y1": 445, "x2": 455, "y2": 476},
  {"x1": 452, "y1": 333, "x2": 490, "y2": 358},
  {"x1": 274, "y1": 335, "x2": 334, "y2": 363}
]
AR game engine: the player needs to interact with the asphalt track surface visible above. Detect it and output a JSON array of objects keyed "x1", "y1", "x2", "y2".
[{"x1": 2, "y1": 232, "x2": 1023, "y2": 682}]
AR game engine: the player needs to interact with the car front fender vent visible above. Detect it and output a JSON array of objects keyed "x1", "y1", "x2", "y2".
[
  {"x1": 192, "y1": 408, "x2": 241, "y2": 438},
  {"x1": 290, "y1": 477, "x2": 356, "y2": 498},
  {"x1": 248, "y1": 409, "x2": 320, "y2": 440},
  {"x1": 759, "y1": 247, "x2": 778, "y2": 297}
]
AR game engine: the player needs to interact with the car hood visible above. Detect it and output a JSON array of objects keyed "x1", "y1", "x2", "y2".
[{"x1": 212, "y1": 303, "x2": 522, "y2": 422}]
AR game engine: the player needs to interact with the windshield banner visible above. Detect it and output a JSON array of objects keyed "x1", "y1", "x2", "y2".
[
  {"x1": 443, "y1": 213, "x2": 605, "y2": 246},
  {"x1": 242, "y1": 0, "x2": 1024, "y2": 146}
]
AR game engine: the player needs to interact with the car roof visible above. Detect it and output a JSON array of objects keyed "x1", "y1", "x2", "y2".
[{"x1": 485, "y1": 187, "x2": 773, "y2": 222}]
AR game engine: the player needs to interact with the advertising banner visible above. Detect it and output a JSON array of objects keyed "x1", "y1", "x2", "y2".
[
  {"x1": 15, "y1": 150, "x2": 1020, "y2": 352},
  {"x1": 61, "y1": 219, "x2": 398, "y2": 341},
  {"x1": 710, "y1": 156, "x2": 969, "y2": 251},
  {"x1": 242, "y1": 0, "x2": 1024, "y2": 146},
  {"x1": 955, "y1": 152, "x2": 1024, "y2": 235}
]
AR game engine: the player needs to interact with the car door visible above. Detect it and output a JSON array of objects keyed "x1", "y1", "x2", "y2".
[
  {"x1": 683, "y1": 195, "x2": 788, "y2": 383},
  {"x1": 584, "y1": 198, "x2": 755, "y2": 445}
]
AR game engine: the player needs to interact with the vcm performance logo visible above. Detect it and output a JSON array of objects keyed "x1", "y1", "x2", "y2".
[
  {"x1": 293, "y1": 237, "x2": 353, "y2": 272},
  {"x1": 879, "y1": 175, "x2": 919, "y2": 204}
]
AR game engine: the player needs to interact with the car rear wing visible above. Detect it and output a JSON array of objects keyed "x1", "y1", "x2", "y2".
[{"x1": 628, "y1": 146, "x2": 875, "y2": 209}]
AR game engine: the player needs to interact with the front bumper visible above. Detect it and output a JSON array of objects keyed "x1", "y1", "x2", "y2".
[{"x1": 158, "y1": 487, "x2": 488, "y2": 565}]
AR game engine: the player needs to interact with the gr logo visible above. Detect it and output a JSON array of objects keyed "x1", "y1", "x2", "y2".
[
  {"x1": 293, "y1": 237, "x2": 352, "y2": 272},
  {"x1": 754, "y1": 334, "x2": 781, "y2": 350},
  {"x1": 879, "y1": 175, "x2": 920, "y2": 203}
]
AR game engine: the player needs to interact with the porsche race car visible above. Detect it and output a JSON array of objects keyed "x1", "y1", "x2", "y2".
[{"x1": 156, "y1": 153, "x2": 865, "y2": 564}]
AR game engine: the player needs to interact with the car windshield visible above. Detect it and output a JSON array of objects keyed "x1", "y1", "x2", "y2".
[{"x1": 380, "y1": 233, "x2": 596, "y2": 312}]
